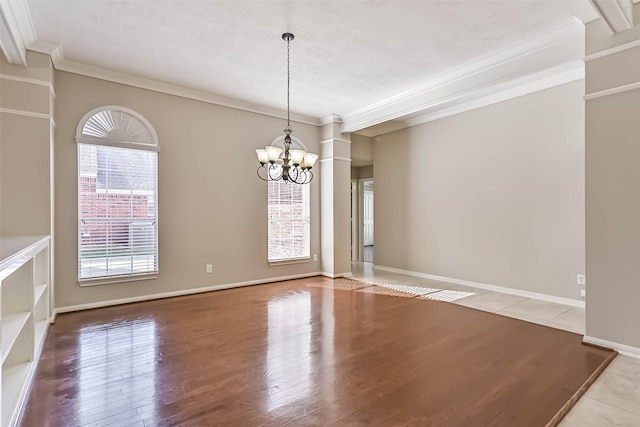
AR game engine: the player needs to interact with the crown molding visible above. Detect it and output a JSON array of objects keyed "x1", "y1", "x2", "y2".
[
  {"x1": 27, "y1": 43, "x2": 322, "y2": 127},
  {"x1": 29, "y1": 39, "x2": 64, "y2": 65},
  {"x1": 57, "y1": 59, "x2": 322, "y2": 126},
  {"x1": 342, "y1": 23, "x2": 585, "y2": 134},
  {"x1": 588, "y1": 0, "x2": 633, "y2": 33},
  {"x1": 320, "y1": 114, "x2": 343, "y2": 126},
  {"x1": 571, "y1": 6, "x2": 601, "y2": 25},
  {"x1": 355, "y1": 62, "x2": 584, "y2": 137},
  {"x1": 17, "y1": 12, "x2": 591, "y2": 137},
  {"x1": 0, "y1": 0, "x2": 36, "y2": 65}
]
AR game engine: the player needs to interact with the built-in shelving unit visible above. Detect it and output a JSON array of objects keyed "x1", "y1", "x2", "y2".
[{"x1": 0, "y1": 236, "x2": 51, "y2": 427}]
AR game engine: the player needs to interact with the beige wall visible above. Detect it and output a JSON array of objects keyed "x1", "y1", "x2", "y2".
[
  {"x1": 351, "y1": 165, "x2": 373, "y2": 180},
  {"x1": 351, "y1": 134, "x2": 373, "y2": 167},
  {"x1": 54, "y1": 71, "x2": 321, "y2": 309},
  {"x1": 374, "y1": 80, "x2": 585, "y2": 300},
  {"x1": 0, "y1": 51, "x2": 54, "y2": 237},
  {"x1": 585, "y1": 7, "x2": 640, "y2": 349}
]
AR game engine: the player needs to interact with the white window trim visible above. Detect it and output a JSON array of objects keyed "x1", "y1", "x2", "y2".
[
  {"x1": 76, "y1": 106, "x2": 160, "y2": 283},
  {"x1": 79, "y1": 273, "x2": 158, "y2": 287},
  {"x1": 75, "y1": 105, "x2": 160, "y2": 147},
  {"x1": 76, "y1": 136, "x2": 161, "y2": 152},
  {"x1": 268, "y1": 257, "x2": 311, "y2": 267}
]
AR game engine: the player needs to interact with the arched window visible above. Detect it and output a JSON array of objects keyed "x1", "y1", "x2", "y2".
[
  {"x1": 76, "y1": 106, "x2": 160, "y2": 283},
  {"x1": 267, "y1": 135, "x2": 310, "y2": 263}
]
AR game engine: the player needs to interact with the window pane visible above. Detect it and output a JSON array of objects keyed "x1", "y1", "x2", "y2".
[
  {"x1": 268, "y1": 178, "x2": 310, "y2": 262},
  {"x1": 78, "y1": 143, "x2": 158, "y2": 279}
]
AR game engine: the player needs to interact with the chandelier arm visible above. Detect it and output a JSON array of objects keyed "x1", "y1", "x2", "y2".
[
  {"x1": 298, "y1": 169, "x2": 310, "y2": 185},
  {"x1": 304, "y1": 169, "x2": 313, "y2": 184},
  {"x1": 291, "y1": 166, "x2": 305, "y2": 184},
  {"x1": 268, "y1": 164, "x2": 283, "y2": 181},
  {"x1": 288, "y1": 166, "x2": 297, "y2": 182},
  {"x1": 257, "y1": 166, "x2": 269, "y2": 181}
]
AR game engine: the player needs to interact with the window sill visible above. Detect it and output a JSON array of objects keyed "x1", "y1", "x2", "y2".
[
  {"x1": 268, "y1": 257, "x2": 310, "y2": 267},
  {"x1": 79, "y1": 273, "x2": 157, "y2": 287}
]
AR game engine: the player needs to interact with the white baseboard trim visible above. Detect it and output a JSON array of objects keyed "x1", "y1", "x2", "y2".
[
  {"x1": 55, "y1": 271, "x2": 323, "y2": 314},
  {"x1": 373, "y1": 265, "x2": 585, "y2": 308},
  {"x1": 322, "y1": 271, "x2": 353, "y2": 279},
  {"x1": 583, "y1": 336, "x2": 640, "y2": 359}
]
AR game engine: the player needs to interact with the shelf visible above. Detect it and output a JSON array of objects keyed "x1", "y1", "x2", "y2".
[
  {"x1": 0, "y1": 236, "x2": 49, "y2": 273},
  {"x1": 0, "y1": 235, "x2": 50, "y2": 427},
  {"x1": 2, "y1": 362, "x2": 31, "y2": 427},
  {"x1": 34, "y1": 320, "x2": 47, "y2": 351},
  {"x1": 34, "y1": 283, "x2": 47, "y2": 306},
  {"x1": 1, "y1": 312, "x2": 31, "y2": 364}
]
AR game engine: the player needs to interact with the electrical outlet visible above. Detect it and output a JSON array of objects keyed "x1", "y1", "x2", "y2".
[
  {"x1": 577, "y1": 274, "x2": 586, "y2": 285},
  {"x1": 580, "y1": 289, "x2": 586, "y2": 298},
  {"x1": 313, "y1": 254, "x2": 317, "y2": 261},
  {"x1": 206, "y1": 264, "x2": 212, "y2": 274}
]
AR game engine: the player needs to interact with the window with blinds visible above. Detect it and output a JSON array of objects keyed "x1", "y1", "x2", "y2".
[
  {"x1": 268, "y1": 179, "x2": 310, "y2": 262},
  {"x1": 76, "y1": 107, "x2": 159, "y2": 282}
]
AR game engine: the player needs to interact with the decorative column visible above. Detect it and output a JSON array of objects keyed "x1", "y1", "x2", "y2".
[
  {"x1": 320, "y1": 115, "x2": 352, "y2": 277},
  {"x1": 584, "y1": 2, "x2": 640, "y2": 355}
]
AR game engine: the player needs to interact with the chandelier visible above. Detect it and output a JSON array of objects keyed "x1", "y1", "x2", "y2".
[{"x1": 256, "y1": 33, "x2": 318, "y2": 184}]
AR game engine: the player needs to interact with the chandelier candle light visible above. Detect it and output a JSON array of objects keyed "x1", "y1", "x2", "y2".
[{"x1": 256, "y1": 33, "x2": 318, "y2": 184}]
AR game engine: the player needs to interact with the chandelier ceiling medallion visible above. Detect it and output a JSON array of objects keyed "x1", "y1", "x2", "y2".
[{"x1": 256, "y1": 33, "x2": 318, "y2": 184}]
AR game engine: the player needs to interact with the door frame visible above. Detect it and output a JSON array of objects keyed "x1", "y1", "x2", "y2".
[
  {"x1": 351, "y1": 179, "x2": 359, "y2": 261},
  {"x1": 350, "y1": 178, "x2": 374, "y2": 263},
  {"x1": 362, "y1": 183, "x2": 374, "y2": 247}
]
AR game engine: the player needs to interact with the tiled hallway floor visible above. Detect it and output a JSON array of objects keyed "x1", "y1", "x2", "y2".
[{"x1": 350, "y1": 262, "x2": 640, "y2": 426}]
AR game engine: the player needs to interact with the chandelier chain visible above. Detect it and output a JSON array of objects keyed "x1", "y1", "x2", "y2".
[
  {"x1": 286, "y1": 36, "x2": 291, "y2": 131},
  {"x1": 255, "y1": 32, "x2": 317, "y2": 185}
]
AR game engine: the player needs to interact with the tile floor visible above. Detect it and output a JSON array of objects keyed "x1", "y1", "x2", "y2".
[{"x1": 350, "y1": 262, "x2": 640, "y2": 426}]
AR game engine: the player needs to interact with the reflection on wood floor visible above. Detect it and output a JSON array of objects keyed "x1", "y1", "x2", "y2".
[
  {"x1": 364, "y1": 245, "x2": 373, "y2": 263},
  {"x1": 20, "y1": 276, "x2": 615, "y2": 426}
]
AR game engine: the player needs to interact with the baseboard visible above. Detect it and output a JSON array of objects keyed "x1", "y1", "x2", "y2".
[
  {"x1": 583, "y1": 336, "x2": 640, "y2": 359},
  {"x1": 373, "y1": 265, "x2": 585, "y2": 308},
  {"x1": 55, "y1": 271, "x2": 324, "y2": 314},
  {"x1": 322, "y1": 271, "x2": 353, "y2": 279}
]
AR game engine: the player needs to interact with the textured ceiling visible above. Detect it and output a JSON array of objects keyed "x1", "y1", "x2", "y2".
[{"x1": 27, "y1": 0, "x2": 587, "y2": 119}]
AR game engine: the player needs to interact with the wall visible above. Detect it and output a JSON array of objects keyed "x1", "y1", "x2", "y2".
[
  {"x1": 351, "y1": 166, "x2": 373, "y2": 180},
  {"x1": 0, "y1": 51, "x2": 54, "y2": 237},
  {"x1": 351, "y1": 134, "x2": 373, "y2": 167},
  {"x1": 374, "y1": 80, "x2": 585, "y2": 300},
  {"x1": 54, "y1": 71, "x2": 321, "y2": 309},
  {"x1": 585, "y1": 5, "x2": 640, "y2": 351}
]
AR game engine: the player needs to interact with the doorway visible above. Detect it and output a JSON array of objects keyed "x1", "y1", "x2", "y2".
[
  {"x1": 362, "y1": 180, "x2": 374, "y2": 263},
  {"x1": 350, "y1": 178, "x2": 374, "y2": 263}
]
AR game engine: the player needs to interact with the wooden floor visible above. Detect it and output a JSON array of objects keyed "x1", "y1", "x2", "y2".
[{"x1": 19, "y1": 277, "x2": 614, "y2": 427}]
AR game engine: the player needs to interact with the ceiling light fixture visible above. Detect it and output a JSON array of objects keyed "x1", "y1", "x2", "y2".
[{"x1": 256, "y1": 33, "x2": 318, "y2": 184}]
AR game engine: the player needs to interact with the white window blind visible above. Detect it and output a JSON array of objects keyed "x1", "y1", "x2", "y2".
[
  {"x1": 268, "y1": 178, "x2": 310, "y2": 262},
  {"x1": 76, "y1": 106, "x2": 159, "y2": 282}
]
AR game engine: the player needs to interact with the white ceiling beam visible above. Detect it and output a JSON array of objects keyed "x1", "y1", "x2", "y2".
[
  {"x1": 588, "y1": 0, "x2": 633, "y2": 33},
  {"x1": 571, "y1": 5, "x2": 601, "y2": 25},
  {"x1": 0, "y1": 0, "x2": 36, "y2": 64},
  {"x1": 354, "y1": 62, "x2": 584, "y2": 138},
  {"x1": 342, "y1": 24, "x2": 585, "y2": 134}
]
